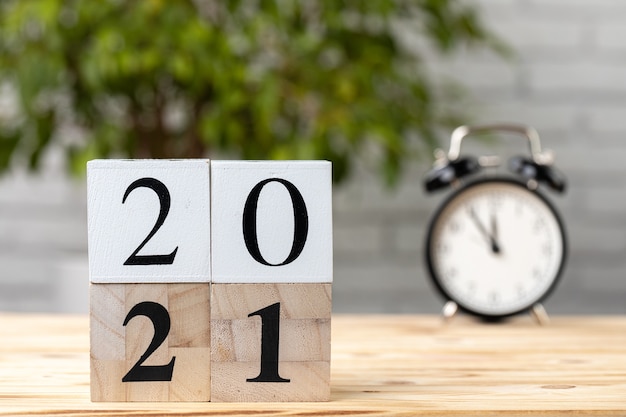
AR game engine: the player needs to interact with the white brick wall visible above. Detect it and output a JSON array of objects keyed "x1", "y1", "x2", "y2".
[
  {"x1": 0, "y1": 157, "x2": 89, "y2": 313},
  {"x1": 333, "y1": 0, "x2": 626, "y2": 313},
  {"x1": 2, "y1": 0, "x2": 626, "y2": 314}
]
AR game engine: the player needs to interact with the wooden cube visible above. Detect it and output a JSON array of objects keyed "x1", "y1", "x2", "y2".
[
  {"x1": 87, "y1": 159, "x2": 211, "y2": 283},
  {"x1": 88, "y1": 159, "x2": 333, "y2": 403},
  {"x1": 211, "y1": 161, "x2": 333, "y2": 284},
  {"x1": 90, "y1": 283, "x2": 211, "y2": 401},
  {"x1": 210, "y1": 283, "x2": 331, "y2": 402}
]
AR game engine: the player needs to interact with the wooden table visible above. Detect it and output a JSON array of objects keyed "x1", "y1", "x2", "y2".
[{"x1": 1, "y1": 313, "x2": 625, "y2": 416}]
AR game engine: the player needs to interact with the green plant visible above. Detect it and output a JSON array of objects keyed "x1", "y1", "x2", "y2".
[{"x1": 0, "y1": 0, "x2": 504, "y2": 185}]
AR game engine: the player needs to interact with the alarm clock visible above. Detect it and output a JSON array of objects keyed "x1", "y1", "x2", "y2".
[{"x1": 423, "y1": 124, "x2": 567, "y2": 321}]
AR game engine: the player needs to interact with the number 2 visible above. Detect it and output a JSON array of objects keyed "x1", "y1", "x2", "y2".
[
  {"x1": 122, "y1": 301, "x2": 176, "y2": 382},
  {"x1": 122, "y1": 177, "x2": 178, "y2": 265}
]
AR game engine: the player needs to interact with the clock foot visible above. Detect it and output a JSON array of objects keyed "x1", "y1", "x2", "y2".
[
  {"x1": 531, "y1": 303, "x2": 550, "y2": 325},
  {"x1": 442, "y1": 301, "x2": 458, "y2": 322}
]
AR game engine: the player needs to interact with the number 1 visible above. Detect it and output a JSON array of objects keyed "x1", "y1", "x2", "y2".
[{"x1": 247, "y1": 302, "x2": 290, "y2": 383}]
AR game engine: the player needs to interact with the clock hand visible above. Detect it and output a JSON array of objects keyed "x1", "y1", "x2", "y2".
[
  {"x1": 468, "y1": 207, "x2": 501, "y2": 254},
  {"x1": 490, "y1": 212, "x2": 501, "y2": 253}
]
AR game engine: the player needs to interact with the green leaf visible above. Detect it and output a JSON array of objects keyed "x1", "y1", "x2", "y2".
[
  {"x1": 0, "y1": 0, "x2": 507, "y2": 186},
  {"x1": 0, "y1": 130, "x2": 20, "y2": 171}
]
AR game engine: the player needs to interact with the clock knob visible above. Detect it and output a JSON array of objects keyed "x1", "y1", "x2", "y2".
[
  {"x1": 508, "y1": 156, "x2": 566, "y2": 193},
  {"x1": 424, "y1": 156, "x2": 481, "y2": 192}
]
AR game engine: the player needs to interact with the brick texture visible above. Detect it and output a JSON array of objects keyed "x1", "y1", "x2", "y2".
[{"x1": 1, "y1": 0, "x2": 626, "y2": 314}]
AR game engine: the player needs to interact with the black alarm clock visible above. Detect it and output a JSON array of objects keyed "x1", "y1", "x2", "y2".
[{"x1": 423, "y1": 124, "x2": 567, "y2": 321}]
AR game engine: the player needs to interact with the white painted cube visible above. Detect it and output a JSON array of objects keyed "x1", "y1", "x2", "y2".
[
  {"x1": 211, "y1": 161, "x2": 333, "y2": 283},
  {"x1": 87, "y1": 159, "x2": 211, "y2": 283}
]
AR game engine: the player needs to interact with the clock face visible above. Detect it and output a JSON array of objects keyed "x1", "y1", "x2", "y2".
[{"x1": 426, "y1": 178, "x2": 566, "y2": 318}]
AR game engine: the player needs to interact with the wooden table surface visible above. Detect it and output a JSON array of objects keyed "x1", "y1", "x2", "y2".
[{"x1": 1, "y1": 313, "x2": 625, "y2": 416}]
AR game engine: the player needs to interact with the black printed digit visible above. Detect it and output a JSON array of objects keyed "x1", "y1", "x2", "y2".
[
  {"x1": 242, "y1": 178, "x2": 308, "y2": 266},
  {"x1": 246, "y1": 302, "x2": 290, "y2": 383},
  {"x1": 122, "y1": 301, "x2": 176, "y2": 382},
  {"x1": 122, "y1": 177, "x2": 178, "y2": 265}
]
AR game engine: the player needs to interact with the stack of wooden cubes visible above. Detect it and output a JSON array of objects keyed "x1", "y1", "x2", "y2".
[{"x1": 87, "y1": 160, "x2": 332, "y2": 402}]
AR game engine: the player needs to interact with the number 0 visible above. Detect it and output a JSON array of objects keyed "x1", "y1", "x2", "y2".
[{"x1": 242, "y1": 178, "x2": 308, "y2": 266}]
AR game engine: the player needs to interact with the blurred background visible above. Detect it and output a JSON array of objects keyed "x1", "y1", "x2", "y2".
[{"x1": 1, "y1": 0, "x2": 625, "y2": 315}]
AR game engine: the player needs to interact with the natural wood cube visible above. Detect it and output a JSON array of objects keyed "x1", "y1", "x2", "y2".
[
  {"x1": 87, "y1": 159, "x2": 333, "y2": 403},
  {"x1": 210, "y1": 283, "x2": 331, "y2": 402},
  {"x1": 90, "y1": 283, "x2": 211, "y2": 402}
]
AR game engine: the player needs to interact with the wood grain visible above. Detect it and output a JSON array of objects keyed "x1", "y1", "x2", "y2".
[
  {"x1": 90, "y1": 283, "x2": 210, "y2": 402},
  {"x1": 4, "y1": 314, "x2": 626, "y2": 415},
  {"x1": 210, "y1": 283, "x2": 331, "y2": 402}
]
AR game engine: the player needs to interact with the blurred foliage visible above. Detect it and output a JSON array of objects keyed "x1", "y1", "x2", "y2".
[{"x1": 0, "y1": 0, "x2": 504, "y2": 185}]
